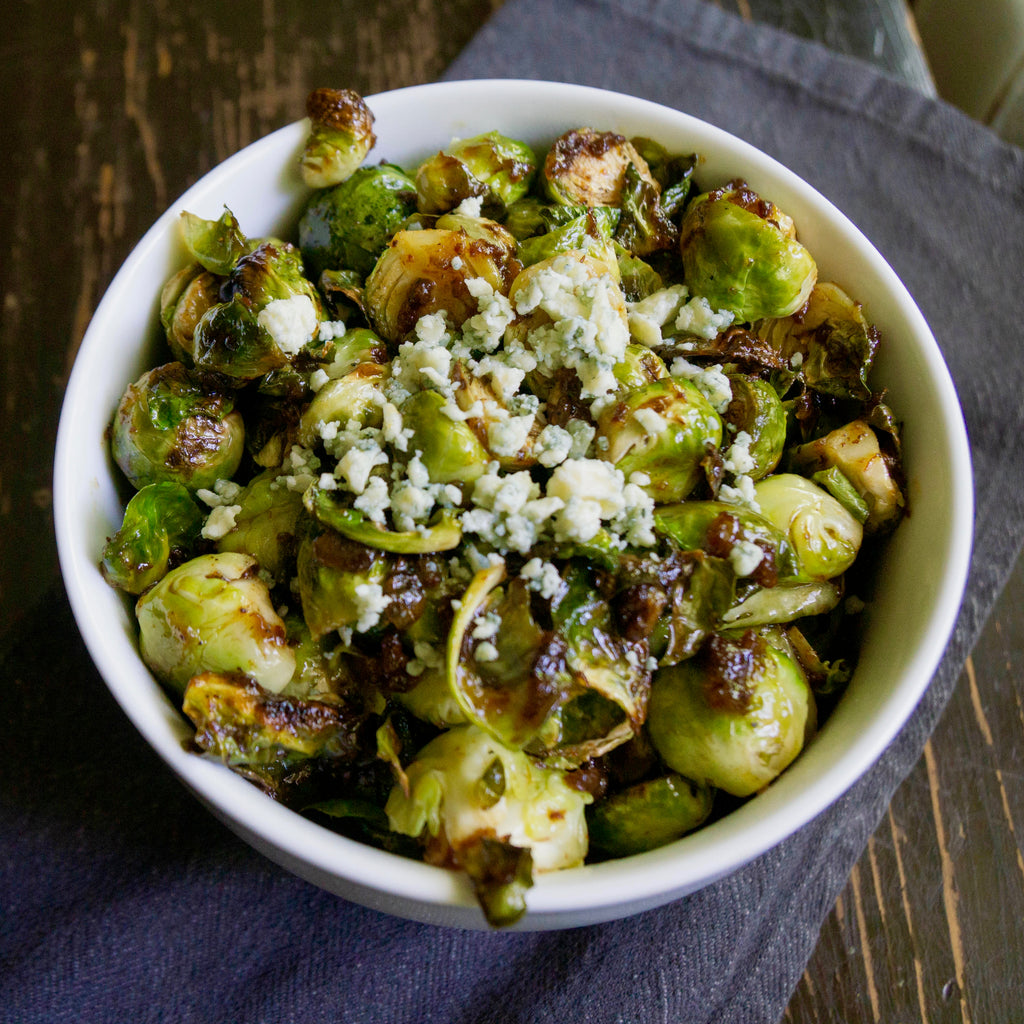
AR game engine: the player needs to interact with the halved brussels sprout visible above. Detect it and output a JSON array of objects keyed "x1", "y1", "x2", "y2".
[
  {"x1": 365, "y1": 226, "x2": 521, "y2": 343},
  {"x1": 596, "y1": 377, "x2": 723, "y2": 502},
  {"x1": 647, "y1": 629, "x2": 813, "y2": 796},
  {"x1": 415, "y1": 130, "x2": 537, "y2": 214},
  {"x1": 723, "y1": 375, "x2": 787, "y2": 480},
  {"x1": 400, "y1": 388, "x2": 489, "y2": 486},
  {"x1": 214, "y1": 469, "x2": 304, "y2": 580},
  {"x1": 384, "y1": 722, "x2": 591, "y2": 876},
  {"x1": 754, "y1": 474, "x2": 863, "y2": 580},
  {"x1": 298, "y1": 163, "x2": 418, "y2": 280},
  {"x1": 136, "y1": 552, "x2": 295, "y2": 696},
  {"x1": 587, "y1": 774, "x2": 713, "y2": 857},
  {"x1": 788, "y1": 420, "x2": 905, "y2": 534},
  {"x1": 111, "y1": 362, "x2": 244, "y2": 492},
  {"x1": 297, "y1": 362, "x2": 387, "y2": 447},
  {"x1": 543, "y1": 128, "x2": 658, "y2": 207},
  {"x1": 755, "y1": 282, "x2": 879, "y2": 401},
  {"x1": 159, "y1": 263, "x2": 222, "y2": 364},
  {"x1": 296, "y1": 522, "x2": 389, "y2": 639},
  {"x1": 101, "y1": 481, "x2": 204, "y2": 595},
  {"x1": 183, "y1": 670, "x2": 361, "y2": 765},
  {"x1": 299, "y1": 87, "x2": 376, "y2": 189},
  {"x1": 721, "y1": 578, "x2": 842, "y2": 628},
  {"x1": 679, "y1": 183, "x2": 817, "y2": 322}
]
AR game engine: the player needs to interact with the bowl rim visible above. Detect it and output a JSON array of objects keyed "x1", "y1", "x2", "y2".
[{"x1": 53, "y1": 78, "x2": 974, "y2": 925}]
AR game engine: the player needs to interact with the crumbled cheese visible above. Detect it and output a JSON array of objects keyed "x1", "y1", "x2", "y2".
[
  {"x1": 626, "y1": 284, "x2": 689, "y2": 347},
  {"x1": 729, "y1": 540, "x2": 765, "y2": 577},
  {"x1": 474, "y1": 640, "x2": 500, "y2": 663},
  {"x1": 352, "y1": 476, "x2": 390, "y2": 523},
  {"x1": 318, "y1": 319, "x2": 346, "y2": 342},
  {"x1": 790, "y1": 351, "x2": 804, "y2": 369},
  {"x1": 353, "y1": 582, "x2": 390, "y2": 633},
  {"x1": 201, "y1": 504, "x2": 241, "y2": 540},
  {"x1": 520, "y1": 558, "x2": 564, "y2": 600},
  {"x1": 670, "y1": 356, "x2": 733, "y2": 413},
  {"x1": 471, "y1": 612, "x2": 502, "y2": 641},
  {"x1": 336, "y1": 441, "x2": 388, "y2": 495},
  {"x1": 719, "y1": 474, "x2": 761, "y2": 513},
  {"x1": 723, "y1": 431, "x2": 757, "y2": 476},
  {"x1": 196, "y1": 478, "x2": 243, "y2": 507},
  {"x1": 454, "y1": 196, "x2": 484, "y2": 218},
  {"x1": 673, "y1": 294, "x2": 734, "y2": 340},
  {"x1": 633, "y1": 407, "x2": 668, "y2": 435},
  {"x1": 257, "y1": 294, "x2": 318, "y2": 356},
  {"x1": 309, "y1": 368, "x2": 330, "y2": 392},
  {"x1": 487, "y1": 413, "x2": 535, "y2": 458},
  {"x1": 535, "y1": 424, "x2": 574, "y2": 468}
]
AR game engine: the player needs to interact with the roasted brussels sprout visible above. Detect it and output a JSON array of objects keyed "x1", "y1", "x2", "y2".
[
  {"x1": 136, "y1": 552, "x2": 296, "y2": 696},
  {"x1": 213, "y1": 469, "x2": 304, "y2": 580},
  {"x1": 179, "y1": 208, "x2": 250, "y2": 276},
  {"x1": 415, "y1": 130, "x2": 537, "y2": 214},
  {"x1": 298, "y1": 163, "x2": 418, "y2": 279},
  {"x1": 596, "y1": 378, "x2": 723, "y2": 502},
  {"x1": 723, "y1": 375, "x2": 787, "y2": 480},
  {"x1": 183, "y1": 670, "x2": 361, "y2": 765},
  {"x1": 384, "y1": 724, "x2": 592, "y2": 909},
  {"x1": 587, "y1": 774, "x2": 713, "y2": 856},
  {"x1": 543, "y1": 128, "x2": 658, "y2": 207},
  {"x1": 300, "y1": 87, "x2": 376, "y2": 189},
  {"x1": 297, "y1": 362, "x2": 387, "y2": 447},
  {"x1": 111, "y1": 362, "x2": 244, "y2": 492},
  {"x1": 679, "y1": 183, "x2": 817, "y2": 322},
  {"x1": 648, "y1": 630, "x2": 813, "y2": 796},
  {"x1": 400, "y1": 388, "x2": 490, "y2": 486},
  {"x1": 101, "y1": 481, "x2": 204, "y2": 594},
  {"x1": 755, "y1": 282, "x2": 879, "y2": 401},
  {"x1": 788, "y1": 420, "x2": 905, "y2": 534},
  {"x1": 754, "y1": 474, "x2": 863, "y2": 580},
  {"x1": 159, "y1": 263, "x2": 222, "y2": 364}
]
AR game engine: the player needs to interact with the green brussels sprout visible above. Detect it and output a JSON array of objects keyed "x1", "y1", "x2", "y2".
[
  {"x1": 647, "y1": 630, "x2": 813, "y2": 796},
  {"x1": 100, "y1": 481, "x2": 204, "y2": 594},
  {"x1": 596, "y1": 377, "x2": 723, "y2": 503},
  {"x1": 183, "y1": 670, "x2": 361, "y2": 766},
  {"x1": 614, "y1": 243, "x2": 663, "y2": 302},
  {"x1": 612, "y1": 344, "x2": 670, "y2": 391},
  {"x1": 159, "y1": 262, "x2": 222, "y2": 364},
  {"x1": 400, "y1": 388, "x2": 489, "y2": 486},
  {"x1": 179, "y1": 208, "x2": 250, "y2": 276},
  {"x1": 384, "y1": 722, "x2": 592, "y2": 878},
  {"x1": 723, "y1": 375, "x2": 787, "y2": 480},
  {"x1": 788, "y1": 420, "x2": 905, "y2": 535},
  {"x1": 503, "y1": 196, "x2": 549, "y2": 240},
  {"x1": 193, "y1": 240, "x2": 323, "y2": 381},
  {"x1": 299, "y1": 87, "x2": 376, "y2": 189},
  {"x1": 516, "y1": 207, "x2": 619, "y2": 267},
  {"x1": 297, "y1": 362, "x2": 387, "y2": 447},
  {"x1": 679, "y1": 184, "x2": 817, "y2": 322},
  {"x1": 754, "y1": 474, "x2": 863, "y2": 580},
  {"x1": 447, "y1": 564, "x2": 571, "y2": 750},
  {"x1": 364, "y1": 226, "x2": 521, "y2": 343},
  {"x1": 415, "y1": 130, "x2": 538, "y2": 214},
  {"x1": 295, "y1": 522, "x2": 389, "y2": 639},
  {"x1": 317, "y1": 327, "x2": 387, "y2": 376},
  {"x1": 309, "y1": 487, "x2": 462, "y2": 553},
  {"x1": 136, "y1": 552, "x2": 296, "y2": 696},
  {"x1": 654, "y1": 501, "x2": 799, "y2": 580},
  {"x1": 755, "y1": 282, "x2": 879, "y2": 401},
  {"x1": 587, "y1": 774, "x2": 713, "y2": 856},
  {"x1": 213, "y1": 469, "x2": 304, "y2": 580},
  {"x1": 298, "y1": 163, "x2": 418, "y2": 279},
  {"x1": 613, "y1": 160, "x2": 679, "y2": 257},
  {"x1": 543, "y1": 128, "x2": 658, "y2": 207},
  {"x1": 111, "y1": 362, "x2": 244, "y2": 492}
]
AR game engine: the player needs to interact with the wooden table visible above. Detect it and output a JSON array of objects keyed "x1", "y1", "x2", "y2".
[{"x1": 2, "y1": 1, "x2": 1020, "y2": 1019}]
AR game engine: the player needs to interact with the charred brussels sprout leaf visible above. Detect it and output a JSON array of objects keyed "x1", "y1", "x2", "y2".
[
  {"x1": 613, "y1": 161, "x2": 679, "y2": 257},
  {"x1": 183, "y1": 671, "x2": 362, "y2": 766},
  {"x1": 111, "y1": 362, "x2": 244, "y2": 492},
  {"x1": 459, "y1": 836, "x2": 534, "y2": 928},
  {"x1": 101, "y1": 481, "x2": 204, "y2": 594},
  {"x1": 587, "y1": 774, "x2": 713, "y2": 857},
  {"x1": 300, "y1": 87, "x2": 376, "y2": 189},
  {"x1": 298, "y1": 163, "x2": 418, "y2": 279},
  {"x1": 180, "y1": 208, "x2": 250, "y2": 276},
  {"x1": 516, "y1": 207, "x2": 620, "y2": 267}
]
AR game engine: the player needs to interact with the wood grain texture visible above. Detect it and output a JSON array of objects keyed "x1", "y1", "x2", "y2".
[{"x1": 2, "y1": 1, "x2": 1020, "y2": 1020}]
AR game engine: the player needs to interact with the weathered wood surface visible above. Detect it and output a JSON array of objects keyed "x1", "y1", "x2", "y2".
[{"x1": 1, "y1": 1, "x2": 1020, "y2": 1020}]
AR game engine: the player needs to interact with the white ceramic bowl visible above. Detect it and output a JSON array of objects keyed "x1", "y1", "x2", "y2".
[{"x1": 54, "y1": 79, "x2": 972, "y2": 930}]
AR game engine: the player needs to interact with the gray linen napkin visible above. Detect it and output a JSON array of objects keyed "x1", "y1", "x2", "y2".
[{"x1": 4, "y1": 1, "x2": 1024, "y2": 1022}]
